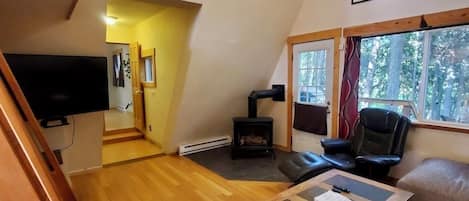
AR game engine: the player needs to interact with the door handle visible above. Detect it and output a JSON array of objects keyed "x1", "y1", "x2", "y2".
[
  {"x1": 327, "y1": 101, "x2": 331, "y2": 114},
  {"x1": 135, "y1": 90, "x2": 143, "y2": 94}
]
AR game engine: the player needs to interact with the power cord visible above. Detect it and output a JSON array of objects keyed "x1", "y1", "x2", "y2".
[{"x1": 58, "y1": 116, "x2": 76, "y2": 150}]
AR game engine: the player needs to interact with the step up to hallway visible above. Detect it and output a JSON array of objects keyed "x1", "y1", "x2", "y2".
[
  {"x1": 104, "y1": 127, "x2": 138, "y2": 136},
  {"x1": 102, "y1": 139, "x2": 164, "y2": 166},
  {"x1": 103, "y1": 131, "x2": 144, "y2": 145}
]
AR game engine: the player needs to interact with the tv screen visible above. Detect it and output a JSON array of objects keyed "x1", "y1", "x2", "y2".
[{"x1": 4, "y1": 54, "x2": 109, "y2": 119}]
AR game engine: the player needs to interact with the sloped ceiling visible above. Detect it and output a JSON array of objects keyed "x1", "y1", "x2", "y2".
[
  {"x1": 0, "y1": 0, "x2": 106, "y2": 56},
  {"x1": 0, "y1": 0, "x2": 74, "y2": 23},
  {"x1": 168, "y1": 0, "x2": 304, "y2": 151}
]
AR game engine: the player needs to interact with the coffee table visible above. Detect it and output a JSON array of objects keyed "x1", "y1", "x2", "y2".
[{"x1": 270, "y1": 169, "x2": 413, "y2": 201}]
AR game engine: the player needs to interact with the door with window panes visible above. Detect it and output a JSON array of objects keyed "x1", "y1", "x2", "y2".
[{"x1": 292, "y1": 39, "x2": 334, "y2": 153}]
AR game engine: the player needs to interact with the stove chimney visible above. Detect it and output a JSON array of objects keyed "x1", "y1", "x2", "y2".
[{"x1": 248, "y1": 85, "x2": 285, "y2": 118}]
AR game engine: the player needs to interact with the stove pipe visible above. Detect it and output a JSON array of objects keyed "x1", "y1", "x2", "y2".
[{"x1": 248, "y1": 85, "x2": 285, "y2": 118}]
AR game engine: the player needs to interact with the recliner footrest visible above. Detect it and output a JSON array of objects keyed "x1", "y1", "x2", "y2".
[{"x1": 278, "y1": 152, "x2": 332, "y2": 184}]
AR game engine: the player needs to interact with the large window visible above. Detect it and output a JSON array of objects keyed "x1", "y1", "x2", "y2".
[{"x1": 358, "y1": 25, "x2": 469, "y2": 126}]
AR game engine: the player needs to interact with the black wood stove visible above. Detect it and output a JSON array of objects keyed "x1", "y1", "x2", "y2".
[{"x1": 231, "y1": 85, "x2": 285, "y2": 159}]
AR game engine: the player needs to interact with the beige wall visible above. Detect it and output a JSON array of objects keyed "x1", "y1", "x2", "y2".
[
  {"x1": 264, "y1": 0, "x2": 469, "y2": 178},
  {"x1": 44, "y1": 112, "x2": 104, "y2": 173},
  {"x1": 392, "y1": 127, "x2": 469, "y2": 177},
  {"x1": 0, "y1": 0, "x2": 107, "y2": 173},
  {"x1": 167, "y1": 0, "x2": 304, "y2": 152}
]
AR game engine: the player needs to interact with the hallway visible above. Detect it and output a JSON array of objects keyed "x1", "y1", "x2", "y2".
[{"x1": 103, "y1": 109, "x2": 162, "y2": 165}]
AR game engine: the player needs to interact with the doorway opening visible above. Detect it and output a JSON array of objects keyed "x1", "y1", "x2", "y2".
[
  {"x1": 286, "y1": 28, "x2": 341, "y2": 153},
  {"x1": 102, "y1": 42, "x2": 162, "y2": 165},
  {"x1": 102, "y1": 0, "x2": 200, "y2": 164},
  {"x1": 291, "y1": 39, "x2": 334, "y2": 153},
  {"x1": 105, "y1": 43, "x2": 134, "y2": 132}
]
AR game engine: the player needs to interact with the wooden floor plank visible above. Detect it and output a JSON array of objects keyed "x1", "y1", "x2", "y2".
[{"x1": 71, "y1": 155, "x2": 289, "y2": 201}]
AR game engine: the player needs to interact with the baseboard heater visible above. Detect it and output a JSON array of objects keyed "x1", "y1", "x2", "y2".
[{"x1": 179, "y1": 136, "x2": 232, "y2": 156}]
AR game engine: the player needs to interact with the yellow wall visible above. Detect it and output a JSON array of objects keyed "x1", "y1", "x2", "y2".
[
  {"x1": 135, "y1": 7, "x2": 198, "y2": 147},
  {"x1": 106, "y1": 24, "x2": 135, "y2": 44},
  {"x1": 106, "y1": 5, "x2": 198, "y2": 148}
]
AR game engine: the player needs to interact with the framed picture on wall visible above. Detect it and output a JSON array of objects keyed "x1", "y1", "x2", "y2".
[{"x1": 352, "y1": 0, "x2": 371, "y2": 4}]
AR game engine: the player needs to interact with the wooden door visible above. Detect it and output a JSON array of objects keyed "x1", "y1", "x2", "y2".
[{"x1": 129, "y1": 42, "x2": 145, "y2": 132}]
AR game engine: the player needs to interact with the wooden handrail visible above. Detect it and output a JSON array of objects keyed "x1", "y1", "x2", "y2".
[
  {"x1": 0, "y1": 52, "x2": 76, "y2": 201},
  {"x1": 0, "y1": 102, "x2": 48, "y2": 200}
]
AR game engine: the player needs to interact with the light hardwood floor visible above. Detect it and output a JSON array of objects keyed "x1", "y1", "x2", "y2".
[
  {"x1": 71, "y1": 155, "x2": 289, "y2": 201},
  {"x1": 102, "y1": 139, "x2": 164, "y2": 165}
]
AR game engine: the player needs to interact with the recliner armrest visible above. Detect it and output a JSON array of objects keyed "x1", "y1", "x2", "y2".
[
  {"x1": 320, "y1": 138, "x2": 351, "y2": 154},
  {"x1": 355, "y1": 155, "x2": 401, "y2": 167}
]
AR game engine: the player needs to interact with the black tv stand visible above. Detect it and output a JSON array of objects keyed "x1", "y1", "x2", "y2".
[{"x1": 40, "y1": 116, "x2": 69, "y2": 128}]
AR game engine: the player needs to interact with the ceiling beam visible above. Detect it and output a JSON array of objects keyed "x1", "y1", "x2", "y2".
[{"x1": 67, "y1": 0, "x2": 79, "y2": 20}]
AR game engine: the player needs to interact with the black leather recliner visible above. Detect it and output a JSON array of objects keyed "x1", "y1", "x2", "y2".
[
  {"x1": 321, "y1": 108, "x2": 411, "y2": 177},
  {"x1": 278, "y1": 108, "x2": 411, "y2": 184}
]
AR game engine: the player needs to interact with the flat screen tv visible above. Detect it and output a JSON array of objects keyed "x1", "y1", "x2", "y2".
[{"x1": 4, "y1": 54, "x2": 109, "y2": 119}]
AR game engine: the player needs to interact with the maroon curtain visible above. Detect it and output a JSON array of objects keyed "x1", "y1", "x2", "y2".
[{"x1": 339, "y1": 37, "x2": 361, "y2": 139}]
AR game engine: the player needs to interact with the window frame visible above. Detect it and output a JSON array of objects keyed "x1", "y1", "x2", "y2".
[
  {"x1": 293, "y1": 41, "x2": 333, "y2": 106},
  {"x1": 140, "y1": 48, "x2": 157, "y2": 88},
  {"x1": 344, "y1": 8, "x2": 469, "y2": 133},
  {"x1": 419, "y1": 25, "x2": 469, "y2": 128},
  {"x1": 358, "y1": 24, "x2": 469, "y2": 129}
]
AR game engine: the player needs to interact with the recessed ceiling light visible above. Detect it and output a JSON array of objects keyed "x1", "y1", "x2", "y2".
[{"x1": 104, "y1": 16, "x2": 118, "y2": 25}]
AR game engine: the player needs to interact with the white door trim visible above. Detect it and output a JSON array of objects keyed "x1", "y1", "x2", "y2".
[{"x1": 292, "y1": 39, "x2": 334, "y2": 153}]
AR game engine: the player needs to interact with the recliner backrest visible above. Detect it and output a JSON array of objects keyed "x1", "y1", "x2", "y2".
[
  {"x1": 391, "y1": 115, "x2": 411, "y2": 157},
  {"x1": 351, "y1": 108, "x2": 402, "y2": 156}
]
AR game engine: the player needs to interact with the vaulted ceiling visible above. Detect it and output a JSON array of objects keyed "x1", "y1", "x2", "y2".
[{"x1": 0, "y1": 0, "x2": 76, "y2": 21}]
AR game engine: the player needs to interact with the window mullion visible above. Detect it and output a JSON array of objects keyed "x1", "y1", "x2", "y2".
[{"x1": 417, "y1": 31, "x2": 431, "y2": 121}]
